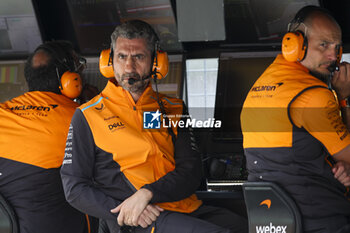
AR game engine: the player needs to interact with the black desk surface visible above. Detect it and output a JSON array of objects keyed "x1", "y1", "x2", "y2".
[{"x1": 196, "y1": 190, "x2": 243, "y2": 199}]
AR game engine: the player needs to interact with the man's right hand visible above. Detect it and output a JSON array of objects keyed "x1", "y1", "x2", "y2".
[
  {"x1": 111, "y1": 188, "x2": 152, "y2": 226},
  {"x1": 331, "y1": 62, "x2": 350, "y2": 100},
  {"x1": 110, "y1": 188, "x2": 164, "y2": 228},
  {"x1": 332, "y1": 160, "x2": 350, "y2": 187}
]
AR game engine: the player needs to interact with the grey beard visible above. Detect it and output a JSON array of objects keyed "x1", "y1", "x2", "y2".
[
  {"x1": 127, "y1": 79, "x2": 149, "y2": 93},
  {"x1": 309, "y1": 70, "x2": 329, "y2": 83},
  {"x1": 119, "y1": 72, "x2": 150, "y2": 94}
]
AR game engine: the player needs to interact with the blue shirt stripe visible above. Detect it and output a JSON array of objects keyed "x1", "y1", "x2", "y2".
[{"x1": 81, "y1": 97, "x2": 103, "y2": 112}]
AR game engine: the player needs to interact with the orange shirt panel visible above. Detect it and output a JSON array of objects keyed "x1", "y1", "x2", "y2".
[
  {"x1": 0, "y1": 92, "x2": 78, "y2": 168},
  {"x1": 290, "y1": 88, "x2": 350, "y2": 155}
]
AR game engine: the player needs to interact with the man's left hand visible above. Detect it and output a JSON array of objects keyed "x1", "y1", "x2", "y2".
[{"x1": 332, "y1": 160, "x2": 350, "y2": 187}]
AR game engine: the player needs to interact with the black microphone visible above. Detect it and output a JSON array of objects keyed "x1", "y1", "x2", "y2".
[
  {"x1": 327, "y1": 63, "x2": 339, "y2": 73},
  {"x1": 327, "y1": 63, "x2": 340, "y2": 90},
  {"x1": 128, "y1": 78, "x2": 136, "y2": 85},
  {"x1": 127, "y1": 75, "x2": 151, "y2": 85}
]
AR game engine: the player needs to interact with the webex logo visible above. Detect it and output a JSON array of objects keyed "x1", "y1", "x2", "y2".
[{"x1": 256, "y1": 223, "x2": 287, "y2": 233}]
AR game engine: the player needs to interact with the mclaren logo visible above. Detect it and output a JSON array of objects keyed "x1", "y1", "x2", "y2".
[
  {"x1": 256, "y1": 199, "x2": 287, "y2": 233},
  {"x1": 8, "y1": 104, "x2": 58, "y2": 111},
  {"x1": 251, "y1": 82, "x2": 283, "y2": 92},
  {"x1": 259, "y1": 199, "x2": 271, "y2": 209},
  {"x1": 95, "y1": 103, "x2": 104, "y2": 111}
]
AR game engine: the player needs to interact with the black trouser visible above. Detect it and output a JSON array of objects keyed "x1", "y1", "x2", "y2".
[
  {"x1": 303, "y1": 215, "x2": 350, "y2": 233},
  {"x1": 99, "y1": 205, "x2": 248, "y2": 233}
]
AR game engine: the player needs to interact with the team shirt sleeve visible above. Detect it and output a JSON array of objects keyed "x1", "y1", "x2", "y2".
[
  {"x1": 60, "y1": 109, "x2": 119, "y2": 220},
  {"x1": 290, "y1": 87, "x2": 350, "y2": 155}
]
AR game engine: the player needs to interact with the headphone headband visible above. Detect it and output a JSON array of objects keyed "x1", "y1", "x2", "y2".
[
  {"x1": 36, "y1": 42, "x2": 75, "y2": 72},
  {"x1": 282, "y1": 5, "x2": 341, "y2": 63},
  {"x1": 99, "y1": 48, "x2": 168, "y2": 80},
  {"x1": 101, "y1": 21, "x2": 167, "y2": 80},
  {"x1": 288, "y1": 5, "x2": 334, "y2": 32},
  {"x1": 35, "y1": 42, "x2": 83, "y2": 99}
]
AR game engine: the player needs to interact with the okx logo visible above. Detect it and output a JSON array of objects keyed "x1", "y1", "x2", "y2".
[{"x1": 143, "y1": 110, "x2": 161, "y2": 129}]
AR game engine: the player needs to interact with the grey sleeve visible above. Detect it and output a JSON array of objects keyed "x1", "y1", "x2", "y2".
[{"x1": 60, "y1": 109, "x2": 119, "y2": 220}]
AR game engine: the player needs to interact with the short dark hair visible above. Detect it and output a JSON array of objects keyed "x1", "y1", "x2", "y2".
[
  {"x1": 110, "y1": 20, "x2": 158, "y2": 55},
  {"x1": 24, "y1": 41, "x2": 75, "y2": 93}
]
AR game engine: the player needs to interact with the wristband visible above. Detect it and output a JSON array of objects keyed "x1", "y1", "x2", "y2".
[{"x1": 340, "y1": 98, "x2": 350, "y2": 107}]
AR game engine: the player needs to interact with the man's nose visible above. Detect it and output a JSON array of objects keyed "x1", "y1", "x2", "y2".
[
  {"x1": 124, "y1": 56, "x2": 135, "y2": 72},
  {"x1": 328, "y1": 47, "x2": 339, "y2": 61}
]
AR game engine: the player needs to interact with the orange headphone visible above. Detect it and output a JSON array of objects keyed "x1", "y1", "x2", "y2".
[
  {"x1": 99, "y1": 45, "x2": 169, "y2": 80},
  {"x1": 282, "y1": 6, "x2": 342, "y2": 63},
  {"x1": 58, "y1": 70, "x2": 83, "y2": 99},
  {"x1": 282, "y1": 31, "x2": 308, "y2": 62},
  {"x1": 282, "y1": 31, "x2": 343, "y2": 63},
  {"x1": 37, "y1": 43, "x2": 83, "y2": 99}
]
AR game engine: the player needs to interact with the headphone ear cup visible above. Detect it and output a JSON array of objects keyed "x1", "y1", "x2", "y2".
[
  {"x1": 59, "y1": 71, "x2": 83, "y2": 99},
  {"x1": 152, "y1": 50, "x2": 168, "y2": 80},
  {"x1": 99, "y1": 49, "x2": 114, "y2": 78},
  {"x1": 282, "y1": 31, "x2": 307, "y2": 62}
]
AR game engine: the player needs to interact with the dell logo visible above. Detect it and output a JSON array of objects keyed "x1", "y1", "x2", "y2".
[{"x1": 108, "y1": 122, "x2": 125, "y2": 130}]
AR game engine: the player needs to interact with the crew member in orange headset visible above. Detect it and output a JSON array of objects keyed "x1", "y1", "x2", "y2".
[
  {"x1": 0, "y1": 41, "x2": 94, "y2": 233},
  {"x1": 61, "y1": 20, "x2": 248, "y2": 233},
  {"x1": 241, "y1": 6, "x2": 350, "y2": 233}
]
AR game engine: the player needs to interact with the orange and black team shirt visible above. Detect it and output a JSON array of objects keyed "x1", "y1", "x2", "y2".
[
  {"x1": 0, "y1": 91, "x2": 87, "y2": 233},
  {"x1": 241, "y1": 54, "x2": 350, "y2": 219},
  {"x1": 61, "y1": 81, "x2": 203, "y2": 228},
  {"x1": 0, "y1": 91, "x2": 78, "y2": 168}
]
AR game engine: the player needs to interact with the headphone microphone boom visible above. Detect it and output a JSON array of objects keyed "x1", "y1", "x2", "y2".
[
  {"x1": 127, "y1": 74, "x2": 153, "y2": 85},
  {"x1": 128, "y1": 78, "x2": 136, "y2": 85}
]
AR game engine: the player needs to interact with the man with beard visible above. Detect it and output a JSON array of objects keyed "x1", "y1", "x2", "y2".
[
  {"x1": 61, "y1": 20, "x2": 248, "y2": 233},
  {"x1": 241, "y1": 6, "x2": 350, "y2": 233},
  {"x1": 0, "y1": 41, "x2": 91, "y2": 233}
]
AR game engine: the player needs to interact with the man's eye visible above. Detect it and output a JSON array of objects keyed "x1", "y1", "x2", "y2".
[
  {"x1": 320, "y1": 42, "x2": 329, "y2": 48},
  {"x1": 134, "y1": 55, "x2": 144, "y2": 60},
  {"x1": 118, "y1": 54, "x2": 126, "y2": 59}
]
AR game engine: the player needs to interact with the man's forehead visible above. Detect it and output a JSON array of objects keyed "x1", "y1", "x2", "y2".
[
  {"x1": 310, "y1": 27, "x2": 341, "y2": 44},
  {"x1": 317, "y1": 33, "x2": 342, "y2": 44},
  {"x1": 115, "y1": 37, "x2": 149, "y2": 53},
  {"x1": 308, "y1": 17, "x2": 341, "y2": 42}
]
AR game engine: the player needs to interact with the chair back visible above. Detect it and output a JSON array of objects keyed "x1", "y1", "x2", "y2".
[
  {"x1": 0, "y1": 193, "x2": 19, "y2": 233},
  {"x1": 243, "y1": 182, "x2": 302, "y2": 233}
]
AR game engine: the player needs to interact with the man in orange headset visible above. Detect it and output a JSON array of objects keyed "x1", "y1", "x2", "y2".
[
  {"x1": 61, "y1": 20, "x2": 248, "y2": 233},
  {"x1": 0, "y1": 41, "x2": 94, "y2": 233},
  {"x1": 241, "y1": 5, "x2": 350, "y2": 233}
]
